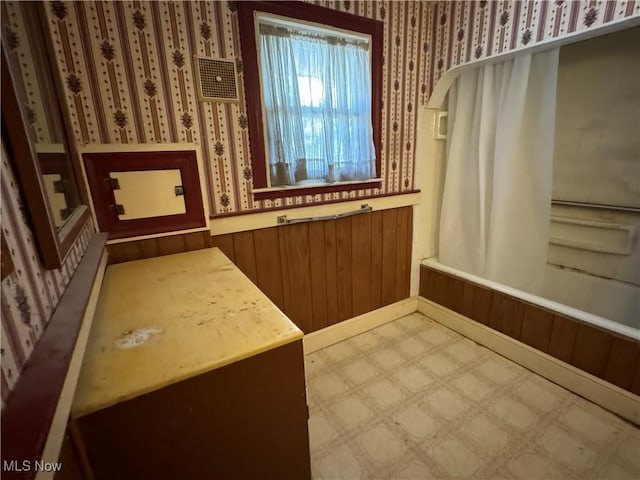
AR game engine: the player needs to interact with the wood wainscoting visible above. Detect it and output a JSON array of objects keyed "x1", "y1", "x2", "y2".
[
  {"x1": 105, "y1": 206, "x2": 413, "y2": 333},
  {"x1": 107, "y1": 231, "x2": 212, "y2": 264},
  {"x1": 213, "y1": 206, "x2": 413, "y2": 333},
  {"x1": 420, "y1": 264, "x2": 640, "y2": 396}
]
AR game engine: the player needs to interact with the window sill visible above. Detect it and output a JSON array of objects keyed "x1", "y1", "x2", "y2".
[{"x1": 252, "y1": 178, "x2": 382, "y2": 200}]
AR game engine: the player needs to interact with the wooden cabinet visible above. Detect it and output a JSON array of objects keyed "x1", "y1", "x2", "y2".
[
  {"x1": 70, "y1": 340, "x2": 310, "y2": 480},
  {"x1": 67, "y1": 248, "x2": 310, "y2": 479},
  {"x1": 54, "y1": 431, "x2": 87, "y2": 480}
]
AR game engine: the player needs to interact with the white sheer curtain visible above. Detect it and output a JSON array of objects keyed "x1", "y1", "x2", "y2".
[
  {"x1": 260, "y1": 29, "x2": 305, "y2": 186},
  {"x1": 259, "y1": 24, "x2": 376, "y2": 186},
  {"x1": 439, "y1": 49, "x2": 559, "y2": 295},
  {"x1": 318, "y1": 40, "x2": 375, "y2": 181}
]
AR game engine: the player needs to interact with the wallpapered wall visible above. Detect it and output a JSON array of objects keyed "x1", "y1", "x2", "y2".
[
  {"x1": 38, "y1": 0, "x2": 430, "y2": 217},
  {"x1": 1, "y1": 144, "x2": 95, "y2": 404},
  {"x1": 1, "y1": 1, "x2": 95, "y2": 405},
  {"x1": 428, "y1": 0, "x2": 639, "y2": 92},
  {"x1": 38, "y1": 0, "x2": 639, "y2": 219},
  {"x1": 2, "y1": 0, "x2": 637, "y2": 402}
]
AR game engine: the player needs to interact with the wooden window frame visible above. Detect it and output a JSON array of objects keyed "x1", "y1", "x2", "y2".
[{"x1": 237, "y1": 1, "x2": 383, "y2": 201}]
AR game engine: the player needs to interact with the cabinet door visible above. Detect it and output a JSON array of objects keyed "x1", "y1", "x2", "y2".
[{"x1": 74, "y1": 340, "x2": 311, "y2": 480}]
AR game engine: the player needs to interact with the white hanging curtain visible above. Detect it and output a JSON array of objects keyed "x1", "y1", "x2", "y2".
[
  {"x1": 439, "y1": 49, "x2": 559, "y2": 295},
  {"x1": 319, "y1": 40, "x2": 376, "y2": 182},
  {"x1": 260, "y1": 28, "x2": 305, "y2": 186},
  {"x1": 259, "y1": 24, "x2": 376, "y2": 186}
]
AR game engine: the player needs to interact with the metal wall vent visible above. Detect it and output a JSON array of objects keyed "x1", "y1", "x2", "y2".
[{"x1": 194, "y1": 56, "x2": 239, "y2": 103}]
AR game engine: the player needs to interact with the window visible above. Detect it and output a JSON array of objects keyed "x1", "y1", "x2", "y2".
[{"x1": 238, "y1": 1, "x2": 383, "y2": 200}]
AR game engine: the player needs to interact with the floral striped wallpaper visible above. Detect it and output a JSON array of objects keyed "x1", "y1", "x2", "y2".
[
  {"x1": 428, "y1": 0, "x2": 639, "y2": 93},
  {"x1": 36, "y1": 0, "x2": 429, "y2": 217},
  {"x1": 1, "y1": 2, "x2": 97, "y2": 405},
  {"x1": 1, "y1": 144, "x2": 95, "y2": 405},
  {"x1": 36, "y1": 0, "x2": 638, "y2": 219}
]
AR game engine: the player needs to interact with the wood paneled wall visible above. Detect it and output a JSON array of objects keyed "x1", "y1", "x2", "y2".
[
  {"x1": 106, "y1": 206, "x2": 412, "y2": 333},
  {"x1": 213, "y1": 206, "x2": 413, "y2": 333},
  {"x1": 420, "y1": 265, "x2": 640, "y2": 396},
  {"x1": 107, "y1": 231, "x2": 212, "y2": 265}
]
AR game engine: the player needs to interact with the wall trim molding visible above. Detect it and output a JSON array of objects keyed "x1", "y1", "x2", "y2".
[
  {"x1": 106, "y1": 227, "x2": 211, "y2": 245},
  {"x1": 213, "y1": 190, "x2": 419, "y2": 220},
  {"x1": 38, "y1": 249, "x2": 108, "y2": 478},
  {"x1": 303, "y1": 298, "x2": 418, "y2": 354},
  {"x1": 211, "y1": 192, "x2": 420, "y2": 235},
  {"x1": 0, "y1": 234, "x2": 108, "y2": 480},
  {"x1": 416, "y1": 296, "x2": 640, "y2": 426}
]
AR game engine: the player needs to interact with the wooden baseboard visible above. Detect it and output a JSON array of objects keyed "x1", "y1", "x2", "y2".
[
  {"x1": 303, "y1": 298, "x2": 418, "y2": 354},
  {"x1": 417, "y1": 297, "x2": 640, "y2": 426}
]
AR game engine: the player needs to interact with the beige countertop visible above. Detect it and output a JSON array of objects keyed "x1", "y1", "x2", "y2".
[{"x1": 71, "y1": 248, "x2": 303, "y2": 418}]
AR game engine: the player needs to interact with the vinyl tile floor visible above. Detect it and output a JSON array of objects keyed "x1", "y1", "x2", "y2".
[{"x1": 305, "y1": 312, "x2": 640, "y2": 480}]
